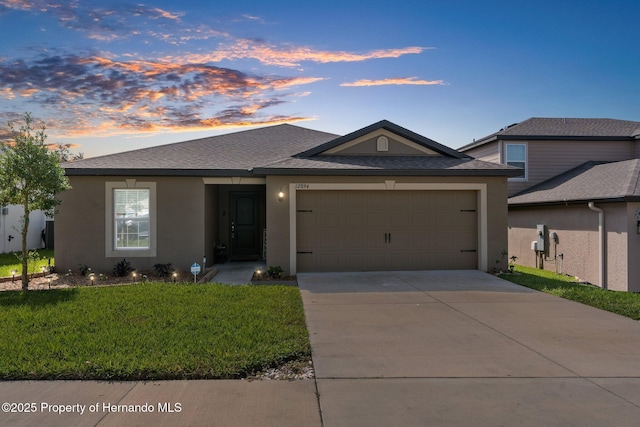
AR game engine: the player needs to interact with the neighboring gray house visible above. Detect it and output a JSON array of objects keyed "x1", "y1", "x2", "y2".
[
  {"x1": 460, "y1": 118, "x2": 640, "y2": 292},
  {"x1": 56, "y1": 120, "x2": 520, "y2": 276}
]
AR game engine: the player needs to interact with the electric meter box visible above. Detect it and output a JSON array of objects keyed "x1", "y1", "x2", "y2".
[{"x1": 536, "y1": 224, "x2": 549, "y2": 254}]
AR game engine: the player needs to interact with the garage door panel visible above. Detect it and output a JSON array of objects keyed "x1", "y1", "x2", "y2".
[
  {"x1": 342, "y1": 212, "x2": 361, "y2": 228},
  {"x1": 296, "y1": 190, "x2": 478, "y2": 272},
  {"x1": 366, "y1": 212, "x2": 386, "y2": 228},
  {"x1": 366, "y1": 192, "x2": 387, "y2": 209},
  {"x1": 365, "y1": 232, "x2": 386, "y2": 249},
  {"x1": 390, "y1": 211, "x2": 411, "y2": 227}
]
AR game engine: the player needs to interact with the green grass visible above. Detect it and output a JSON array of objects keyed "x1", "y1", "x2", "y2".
[
  {"x1": 0, "y1": 283, "x2": 310, "y2": 380},
  {"x1": 500, "y1": 265, "x2": 640, "y2": 320},
  {"x1": 0, "y1": 249, "x2": 54, "y2": 277}
]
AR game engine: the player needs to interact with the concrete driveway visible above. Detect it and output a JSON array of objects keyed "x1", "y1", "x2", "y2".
[{"x1": 298, "y1": 270, "x2": 640, "y2": 426}]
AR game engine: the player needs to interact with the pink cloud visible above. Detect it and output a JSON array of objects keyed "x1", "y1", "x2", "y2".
[{"x1": 340, "y1": 77, "x2": 445, "y2": 87}]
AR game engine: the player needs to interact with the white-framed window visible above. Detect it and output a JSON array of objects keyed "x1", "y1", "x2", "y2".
[
  {"x1": 105, "y1": 181, "x2": 156, "y2": 257},
  {"x1": 505, "y1": 143, "x2": 527, "y2": 180},
  {"x1": 114, "y1": 189, "x2": 150, "y2": 249}
]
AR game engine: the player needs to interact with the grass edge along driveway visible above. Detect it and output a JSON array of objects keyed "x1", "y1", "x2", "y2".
[
  {"x1": 499, "y1": 265, "x2": 640, "y2": 321},
  {"x1": 0, "y1": 283, "x2": 310, "y2": 380}
]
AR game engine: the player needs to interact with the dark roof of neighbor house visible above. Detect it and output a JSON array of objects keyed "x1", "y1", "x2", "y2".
[
  {"x1": 64, "y1": 120, "x2": 521, "y2": 177},
  {"x1": 509, "y1": 159, "x2": 640, "y2": 206},
  {"x1": 459, "y1": 117, "x2": 640, "y2": 151}
]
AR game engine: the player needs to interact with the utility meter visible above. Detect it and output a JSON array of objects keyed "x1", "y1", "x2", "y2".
[{"x1": 536, "y1": 224, "x2": 549, "y2": 255}]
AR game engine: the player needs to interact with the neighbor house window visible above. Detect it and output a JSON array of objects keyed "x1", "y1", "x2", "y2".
[
  {"x1": 505, "y1": 143, "x2": 527, "y2": 180},
  {"x1": 105, "y1": 181, "x2": 156, "y2": 257},
  {"x1": 114, "y1": 189, "x2": 150, "y2": 249}
]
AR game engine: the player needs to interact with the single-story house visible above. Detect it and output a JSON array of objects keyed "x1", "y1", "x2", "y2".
[{"x1": 56, "y1": 120, "x2": 521, "y2": 276}]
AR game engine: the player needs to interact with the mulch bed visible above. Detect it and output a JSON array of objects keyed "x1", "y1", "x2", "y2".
[{"x1": 0, "y1": 270, "x2": 195, "y2": 292}]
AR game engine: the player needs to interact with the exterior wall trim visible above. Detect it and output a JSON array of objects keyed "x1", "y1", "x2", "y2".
[
  {"x1": 288, "y1": 182, "x2": 488, "y2": 274},
  {"x1": 105, "y1": 180, "x2": 157, "y2": 258}
]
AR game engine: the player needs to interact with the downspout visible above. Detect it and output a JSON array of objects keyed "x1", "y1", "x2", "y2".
[{"x1": 588, "y1": 202, "x2": 606, "y2": 290}]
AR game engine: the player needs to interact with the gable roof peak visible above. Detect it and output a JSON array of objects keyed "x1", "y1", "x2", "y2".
[{"x1": 297, "y1": 119, "x2": 470, "y2": 159}]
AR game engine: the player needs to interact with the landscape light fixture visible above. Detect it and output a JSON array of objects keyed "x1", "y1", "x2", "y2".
[
  {"x1": 132, "y1": 272, "x2": 137, "y2": 283},
  {"x1": 173, "y1": 272, "x2": 178, "y2": 283},
  {"x1": 11, "y1": 269, "x2": 16, "y2": 282}
]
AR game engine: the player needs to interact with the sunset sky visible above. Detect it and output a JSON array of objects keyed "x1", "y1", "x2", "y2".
[{"x1": 1, "y1": 0, "x2": 638, "y2": 158}]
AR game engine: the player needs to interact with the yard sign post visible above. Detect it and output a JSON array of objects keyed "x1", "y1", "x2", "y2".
[{"x1": 191, "y1": 262, "x2": 201, "y2": 283}]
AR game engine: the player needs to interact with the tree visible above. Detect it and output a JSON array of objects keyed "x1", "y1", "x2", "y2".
[
  {"x1": 0, "y1": 113, "x2": 71, "y2": 290},
  {"x1": 54, "y1": 144, "x2": 84, "y2": 162}
]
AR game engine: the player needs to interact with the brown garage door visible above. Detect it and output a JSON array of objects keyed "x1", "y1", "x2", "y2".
[{"x1": 296, "y1": 190, "x2": 478, "y2": 272}]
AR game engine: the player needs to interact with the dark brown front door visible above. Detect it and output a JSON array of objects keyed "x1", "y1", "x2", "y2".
[{"x1": 229, "y1": 191, "x2": 260, "y2": 260}]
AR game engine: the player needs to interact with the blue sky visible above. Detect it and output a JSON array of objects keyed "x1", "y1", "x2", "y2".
[{"x1": 1, "y1": 0, "x2": 638, "y2": 157}]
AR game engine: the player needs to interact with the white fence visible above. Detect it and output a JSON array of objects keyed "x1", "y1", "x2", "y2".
[{"x1": 0, "y1": 205, "x2": 48, "y2": 253}]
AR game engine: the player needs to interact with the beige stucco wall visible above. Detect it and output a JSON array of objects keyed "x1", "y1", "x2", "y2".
[
  {"x1": 626, "y1": 203, "x2": 640, "y2": 292},
  {"x1": 266, "y1": 175, "x2": 509, "y2": 275},
  {"x1": 56, "y1": 176, "x2": 207, "y2": 275},
  {"x1": 508, "y1": 202, "x2": 634, "y2": 291}
]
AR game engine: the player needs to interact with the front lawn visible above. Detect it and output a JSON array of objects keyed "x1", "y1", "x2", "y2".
[
  {"x1": 0, "y1": 283, "x2": 310, "y2": 380},
  {"x1": 499, "y1": 265, "x2": 640, "y2": 320}
]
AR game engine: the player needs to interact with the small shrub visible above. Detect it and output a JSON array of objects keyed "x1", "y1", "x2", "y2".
[
  {"x1": 78, "y1": 265, "x2": 92, "y2": 277},
  {"x1": 113, "y1": 258, "x2": 135, "y2": 277},
  {"x1": 267, "y1": 266, "x2": 283, "y2": 279},
  {"x1": 153, "y1": 263, "x2": 174, "y2": 277}
]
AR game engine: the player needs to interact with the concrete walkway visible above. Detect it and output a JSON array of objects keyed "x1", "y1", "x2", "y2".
[
  {"x1": 209, "y1": 261, "x2": 265, "y2": 285},
  {"x1": 297, "y1": 270, "x2": 640, "y2": 426},
  {"x1": 3, "y1": 270, "x2": 640, "y2": 426},
  {"x1": 0, "y1": 380, "x2": 320, "y2": 426}
]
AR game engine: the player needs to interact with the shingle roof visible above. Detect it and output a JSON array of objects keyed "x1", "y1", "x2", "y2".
[
  {"x1": 509, "y1": 159, "x2": 640, "y2": 205},
  {"x1": 64, "y1": 120, "x2": 520, "y2": 177},
  {"x1": 255, "y1": 155, "x2": 523, "y2": 176},
  {"x1": 460, "y1": 117, "x2": 640, "y2": 151},
  {"x1": 64, "y1": 124, "x2": 338, "y2": 175}
]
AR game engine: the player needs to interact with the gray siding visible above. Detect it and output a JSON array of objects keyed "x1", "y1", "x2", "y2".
[
  {"x1": 463, "y1": 141, "x2": 500, "y2": 163},
  {"x1": 508, "y1": 139, "x2": 634, "y2": 196}
]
